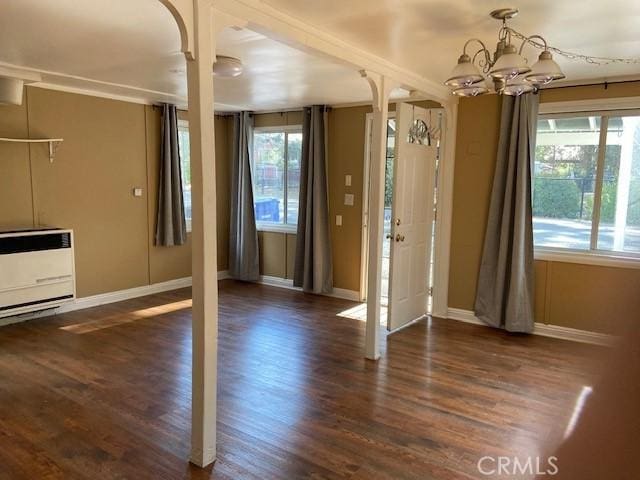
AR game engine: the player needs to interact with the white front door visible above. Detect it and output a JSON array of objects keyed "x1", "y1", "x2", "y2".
[{"x1": 387, "y1": 103, "x2": 437, "y2": 331}]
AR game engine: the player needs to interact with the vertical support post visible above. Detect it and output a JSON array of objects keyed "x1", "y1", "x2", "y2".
[
  {"x1": 431, "y1": 100, "x2": 458, "y2": 319},
  {"x1": 186, "y1": 0, "x2": 218, "y2": 468},
  {"x1": 362, "y1": 71, "x2": 396, "y2": 360}
]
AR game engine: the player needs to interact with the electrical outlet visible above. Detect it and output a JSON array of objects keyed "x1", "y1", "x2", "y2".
[
  {"x1": 133, "y1": 187, "x2": 143, "y2": 197},
  {"x1": 344, "y1": 193, "x2": 354, "y2": 206}
]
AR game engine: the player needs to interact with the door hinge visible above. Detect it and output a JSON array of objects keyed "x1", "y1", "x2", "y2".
[{"x1": 429, "y1": 286, "x2": 434, "y2": 296}]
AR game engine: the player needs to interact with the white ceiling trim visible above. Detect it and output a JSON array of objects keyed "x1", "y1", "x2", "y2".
[
  {"x1": 0, "y1": 60, "x2": 184, "y2": 106},
  {"x1": 30, "y1": 83, "x2": 162, "y2": 106},
  {"x1": 214, "y1": 0, "x2": 452, "y2": 104},
  {"x1": 0, "y1": 64, "x2": 42, "y2": 83}
]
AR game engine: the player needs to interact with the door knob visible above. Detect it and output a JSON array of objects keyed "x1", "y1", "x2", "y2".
[{"x1": 395, "y1": 234, "x2": 405, "y2": 242}]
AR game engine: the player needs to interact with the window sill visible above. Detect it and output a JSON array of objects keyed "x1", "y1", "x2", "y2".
[
  {"x1": 257, "y1": 224, "x2": 298, "y2": 235},
  {"x1": 534, "y1": 248, "x2": 640, "y2": 270}
]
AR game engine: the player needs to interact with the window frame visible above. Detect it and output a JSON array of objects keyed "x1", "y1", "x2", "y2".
[
  {"x1": 251, "y1": 124, "x2": 303, "y2": 234},
  {"x1": 177, "y1": 119, "x2": 192, "y2": 233},
  {"x1": 533, "y1": 98, "x2": 640, "y2": 268}
]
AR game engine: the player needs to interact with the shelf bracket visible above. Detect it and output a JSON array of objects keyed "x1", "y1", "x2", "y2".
[{"x1": 0, "y1": 137, "x2": 64, "y2": 163}]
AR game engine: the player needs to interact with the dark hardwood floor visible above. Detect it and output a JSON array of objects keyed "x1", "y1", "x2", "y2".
[{"x1": 0, "y1": 280, "x2": 603, "y2": 479}]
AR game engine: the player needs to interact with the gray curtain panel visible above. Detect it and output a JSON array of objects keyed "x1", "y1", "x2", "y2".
[
  {"x1": 229, "y1": 112, "x2": 260, "y2": 281},
  {"x1": 155, "y1": 103, "x2": 187, "y2": 246},
  {"x1": 294, "y1": 106, "x2": 333, "y2": 294},
  {"x1": 474, "y1": 93, "x2": 540, "y2": 333}
]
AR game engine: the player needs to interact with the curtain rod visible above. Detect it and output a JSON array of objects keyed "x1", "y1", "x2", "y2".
[{"x1": 543, "y1": 79, "x2": 640, "y2": 91}]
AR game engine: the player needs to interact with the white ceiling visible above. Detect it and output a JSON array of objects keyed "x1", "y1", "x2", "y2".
[
  {"x1": 0, "y1": 0, "x2": 398, "y2": 111},
  {"x1": 263, "y1": 0, "x2": 640, "y2": 85},
  {"x1": 0, "y1": 0, "x2": 638, "y2": 111}
]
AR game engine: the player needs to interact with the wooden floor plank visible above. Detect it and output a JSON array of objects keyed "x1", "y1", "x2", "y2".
[{"x1": 0, "y1": 280, "x2": 602, "y2": 479}]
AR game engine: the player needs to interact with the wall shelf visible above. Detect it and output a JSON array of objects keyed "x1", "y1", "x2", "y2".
[{"x1": 0, "y1": 137, "x2": 64, "y2": 162}]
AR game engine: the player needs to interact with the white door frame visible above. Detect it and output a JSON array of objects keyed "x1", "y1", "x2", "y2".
[
  {"x1": 361, "y1": 103, "x2": 456, "y2": 318},
  {"x1": 360, "y1": 110, "x2": 396, "y2": 302}
]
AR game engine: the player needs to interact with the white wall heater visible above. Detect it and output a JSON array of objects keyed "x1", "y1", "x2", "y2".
[{"x1": 0, "y1": 228, "x2": 76, "y2": 319}]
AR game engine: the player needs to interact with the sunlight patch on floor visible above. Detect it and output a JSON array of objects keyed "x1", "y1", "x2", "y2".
[
  {"x1": 336, "y1": 303, "x2": 387, "y2": 325},
  {"x1": 60, "y1": 299, "x2": 192, "y2": 334},
  {"x1": 564, "y1": 385, "x2": 593, "y2": 440}
]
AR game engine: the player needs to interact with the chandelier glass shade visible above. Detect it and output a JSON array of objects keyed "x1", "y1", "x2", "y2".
[
  {"x1": 502, "y1": 78, "x2": 535, "y2": 96},
  {"x1": 444, "y1": 9, "x2": 565, "y2": 97},
  {"x1": 489, "y1": 45, "x2": 531, "y2": 80},
  {"x1": 452, "y1": 82, "x2": 489, "y2": 97},
  {"x1": 444, "y1": 54, "x2": 484, "y2": 87},
  {"x1": 525, "y1": 50, "x2": 566, "y2": 84}
]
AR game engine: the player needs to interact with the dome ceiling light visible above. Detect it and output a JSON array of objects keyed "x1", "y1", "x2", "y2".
[{"x1": 213, "y1": 55, "x2": 243, "y2": 78}]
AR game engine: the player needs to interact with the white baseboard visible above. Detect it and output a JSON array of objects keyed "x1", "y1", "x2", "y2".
[
  {"x1": 446, "y1": 308, "x2": 615, "y2": 346},
  {"x1": 58, "y1": 276, "x2": 193, "y2": 314},
  {"x1": 1, "y1": 271, "x2": 231, "y2": 326},
  {"x1": 256, "y1": 275, "x2": 360, "y2": 301}
]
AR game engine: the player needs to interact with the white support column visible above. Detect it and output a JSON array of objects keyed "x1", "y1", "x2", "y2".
[
  {"x1": 431, "y1": 100, "x2": 458, "y2": 319},
  {"x1": 186, "y1": 0, "x2": 218, "y2": 468},
  {"x1": 362, "y1": 71, "x2": 397, "y2": 360}
]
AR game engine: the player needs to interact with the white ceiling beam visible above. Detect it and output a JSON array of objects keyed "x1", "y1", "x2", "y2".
[{"x1": 214, "y1": 0, "x2": 452, "y2": 105}]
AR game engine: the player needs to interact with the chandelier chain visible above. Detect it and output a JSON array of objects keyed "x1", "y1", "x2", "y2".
[{"x1": 507, "y1": 27, "x2": 640, "y2": 66}]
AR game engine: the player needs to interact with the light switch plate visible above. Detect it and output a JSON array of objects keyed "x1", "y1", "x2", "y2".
[
  {"x1": 133, "y1": 188, "x2": 143, "y2": 197},
  {"x1": 345, "y1": 174, "x2": 352, "y2": 187},
  {"x1": 336, "y1": 215, "x2": 342, "y2": 226},
  {"x1": 344, "y1": 193, "x2": 354, "y2": 206}
]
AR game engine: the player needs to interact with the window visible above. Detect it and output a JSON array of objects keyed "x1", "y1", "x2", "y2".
[
  {"x1": 251, "y1": 127, "x2": 302, "y2": 231},
  {"x1": 177, "y1": 120, "x2": 192, "y2": 232},
  {"x1": 533, "y1": 111, "x2": 640, "y2": 260}
]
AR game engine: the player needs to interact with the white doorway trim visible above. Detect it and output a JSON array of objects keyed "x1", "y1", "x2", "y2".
[
  {"x1": 360, "y1": 110, "x2": 396, "y2": 302},
  {"x1": 361, "y1": 102, "x2": 457, "y2": 318}
]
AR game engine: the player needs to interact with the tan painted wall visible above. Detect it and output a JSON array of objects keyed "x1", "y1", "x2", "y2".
[
  {"x1": 0, "y1": 97, "x2": 32, "y2": 228},
  {"x1": 327, "y1": 106, "x2": 369, "y2": 292},
  {"x1": 254, "y1": 101, "x2": 440, "y2": 292},
  {"x1": 0, "y1": 87, "x2": 230, "y2": 298},
  {"x1": 449, "y1": 81, "x2": 640, "y2": 334},
  {"x1": 251, "y1": 108, "x2": 366, "y2": 290}
]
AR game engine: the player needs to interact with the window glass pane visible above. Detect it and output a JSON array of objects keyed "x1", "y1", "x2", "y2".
[
  {"x1": 597, "y1": 116, "x2": 640, "y2": 253},
  {"x1": 533, "y1": 116, "x2": 600, "y2": 250},
  {"x1": 252, "y1": 132, "x2": 285, "y2": 224},
  {"x1": 177, "y1": 126, "x2": 192, "y2": 225},
  {"x1": 286, "y1": 132, "x2": 302, "y2": 225}
]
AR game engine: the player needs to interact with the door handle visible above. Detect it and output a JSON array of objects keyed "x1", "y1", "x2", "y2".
[{"x1": 395, "y1": 234, "x2": 405, "y2": 242}]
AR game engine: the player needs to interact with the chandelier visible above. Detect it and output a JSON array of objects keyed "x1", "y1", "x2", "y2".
[{"x1": 444, "y1": 8, "x2": 565, "y2": 97}]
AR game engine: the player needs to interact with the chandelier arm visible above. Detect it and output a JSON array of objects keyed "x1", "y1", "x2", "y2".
[
  {"x1": 462, "y1": 38, "x2": 490, "y2": 56},
  {"x1": 472, "y1": 48, "x2": 493, "y2": 72}
]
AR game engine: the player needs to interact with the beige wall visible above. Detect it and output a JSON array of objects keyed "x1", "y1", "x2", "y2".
[
  {"x1": 251, "y1": 107, "x2": 367, "y2": 291},
  {"x1": 0, "y1": 87, "x2": 230, "y2": 298},
  {"x1": 254, "y1": 101, "x2": 440, "y2": 292},
  {"x1": 327, "y1": 106, "x2": 369, "y2": 292},
  {"x1": 449, "y1": 81, "x2": 640, "y2": 334}
]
